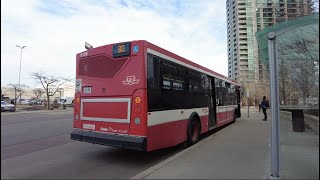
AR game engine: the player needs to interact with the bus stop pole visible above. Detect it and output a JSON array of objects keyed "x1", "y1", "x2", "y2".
[
  {"x1": 247, "y1": 89, "x2": 249, "y2": 118},
  {"x1": 267, "y1": 32, "x2": 280, "y2": 179}
]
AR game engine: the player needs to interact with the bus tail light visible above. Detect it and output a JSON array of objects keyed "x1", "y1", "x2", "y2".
[
  {"x1": 134, "y1": 96, "x2": 141, "y2": 104},
  {"x1": 75, "y1": 105, "x2": 80, "y2": 112},
  {"x1": 130, "y1": 89, "x2": 147, "y2": 136},
  {"x1": 134, "y1": 118, "x2": 141, "y2": 124},
  {"x1": 74, "y1": 94, "x2": 81, "y2": 116},
  {"x1": 134, "y1": 106, "x2": 141, "y2": 114}
]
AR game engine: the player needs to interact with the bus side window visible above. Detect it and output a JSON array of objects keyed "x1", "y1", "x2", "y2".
[
  {"x1": 230, "y1": 85, "x2": 236, "y2": 105},
  {"x1": 225, "y1": 82, "x2": 231, "y2": 105},
  {"x1": 160, "y1": 61, "x2": 173, "y2": 90},
  {"x1": 187, "y1": 69, "x2": 205, "y2": 95},
  {"x1": 147, "y1": 53, "x2": 160, "y2": 90},
  {"x1": 147, "y1": 54, "x2": 154, "y2": 89},
  {"x1": 215, "y1": 79, "x2": 227, "y2": 106},
  {"x1": 160, "y1": 60, "x2": 188, "y2": 92},
  {"x1": 153, "y1": 57, "x2": 160, "y2": 89}
]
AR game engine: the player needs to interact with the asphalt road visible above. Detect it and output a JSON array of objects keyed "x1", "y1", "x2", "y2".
[{"x1": 1, "y1": 110, "x2": 184, "y2": 179}]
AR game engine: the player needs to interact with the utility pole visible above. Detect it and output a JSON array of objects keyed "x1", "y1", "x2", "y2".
[{"x1": 16, "y1": 45, "x2": 27, "y2": 103}]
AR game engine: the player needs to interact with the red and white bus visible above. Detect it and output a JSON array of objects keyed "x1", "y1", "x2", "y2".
[{"x1": 71, "y1": 40, "x2": 241, "y2": 151}]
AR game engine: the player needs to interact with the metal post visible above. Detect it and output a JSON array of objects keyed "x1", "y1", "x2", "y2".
[
  {"x1": 247, "y1": 98, "x2": 250, "y2": 118},
  {"x1": 59, "y1": 91, "x2": 62, "y2": 107},
  {"x1": 267, "y1": 32, "x2": 280, "y2": 179},
  {"x1": 16, "y1": 45, "x2": 26, "y2": 103},
  {"x1": 18, "y1": 48, "x2": 22, "y2": 88},
  {"x1": 247, "y1": 89, "x2": 250, "y2": 118}
]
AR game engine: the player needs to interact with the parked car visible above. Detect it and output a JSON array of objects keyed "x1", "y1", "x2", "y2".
[
  {"x1": 20, "y1": 99, "x2": 31, "y2": 105},
  {"x1": 59, "y1": 97, "x2": 74, "y2": 107},
  {"x1": 29, "y1": 99, "x2": 42, "y2": 105},
  {"x1": 1, "y1": 101, "x2": 16, "y2": 112}
]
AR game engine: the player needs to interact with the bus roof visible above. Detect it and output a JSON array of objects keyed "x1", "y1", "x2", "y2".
[
  {"x1": 80, "y1": 40, "x2": 240, "y2": 86},
  {"x1": 144, "y1": 40, "x2": 241, "y2": 86}
]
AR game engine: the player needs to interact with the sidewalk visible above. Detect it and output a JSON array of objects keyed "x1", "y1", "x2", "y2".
[
  {"x1": 132, "y1": 108, "x2": 319, "y2": 179},
  {"x1": 279, "y1": 112, "x2": 319, "y2": 179}
]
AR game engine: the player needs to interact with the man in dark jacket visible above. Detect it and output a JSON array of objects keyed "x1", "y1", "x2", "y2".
[{"x1": 261, "y1": 96, "x2": 268, "y2": 120}]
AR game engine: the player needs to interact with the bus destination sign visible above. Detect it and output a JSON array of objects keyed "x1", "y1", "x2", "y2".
[{"x1": 112, "y1": 42, "x2": 131, "y2": 58}]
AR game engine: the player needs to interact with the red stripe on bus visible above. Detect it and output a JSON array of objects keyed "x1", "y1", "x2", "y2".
[
  {"x1": 200, "y1": 115, "x2": 209, "y2": 134},
  {"x1": 147, "y1": 119, "x2": 188, "y2": 151},
  {"x1": 216, "y1": 110, "x2": 235, "y2": 127},
  {"x1": 147, "y1": 115, "x2": 209, "y2": 151}
]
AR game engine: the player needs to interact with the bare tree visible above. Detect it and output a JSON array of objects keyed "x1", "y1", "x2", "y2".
[
  {"x1": 32, "y1": 88, "x2": 45, "y2": 99},
  {"x1": 240, "y1": 68, "x2": 270, "y2": 107},
  {"x1": 7, "y1": 84, "x2": 28, "y2": 106},
  {"x1": 30, "y1": 72, "x2": 71, "y2": 110},
  {"x1": 312, "y1": 0, "x2": 319, "y2": 13},
  {"x1": 277, "y1": 24, "x2": 319, "y2": 105},
  {"x1": 278, "y1": 59, "x2": 294, "y2": 105}
]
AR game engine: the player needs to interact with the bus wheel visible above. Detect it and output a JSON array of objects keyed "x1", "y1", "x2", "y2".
[{"x1": 187, "y1": 118, "x2": 200, "y2": 146}]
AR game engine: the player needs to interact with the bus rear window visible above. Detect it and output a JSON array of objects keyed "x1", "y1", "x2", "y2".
[{"x1": 78, "y1": 55, "x2": 128, "y2": 78}]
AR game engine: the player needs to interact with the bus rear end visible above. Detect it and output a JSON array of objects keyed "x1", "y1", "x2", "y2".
[{"x1": 71, "y1": 40, "x2": 148, "y2": 151}]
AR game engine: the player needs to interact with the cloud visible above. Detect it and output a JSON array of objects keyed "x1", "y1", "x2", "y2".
[{"x1": 1, "y1": 0, "x2": 228, "y2": 87}]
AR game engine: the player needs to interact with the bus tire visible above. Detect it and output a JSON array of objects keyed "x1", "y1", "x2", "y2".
[{"x1": 187, "y1": 116, "x2": 201, "y2": 146}]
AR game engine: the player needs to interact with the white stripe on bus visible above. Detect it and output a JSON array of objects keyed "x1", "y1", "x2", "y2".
[
  {"x1": 148, "y1": 107, "x2": 209, "y2": 127},
  {"x1": 216, "y1": 105, "x2": 237, "y2": 113},
  {"x1": 147, "y1": 48, "x2": 239, "y2": 86}
]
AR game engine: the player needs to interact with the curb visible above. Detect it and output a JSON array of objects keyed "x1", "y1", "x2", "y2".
[
  {"x1": 130, "y1": 126, "x2": 222, "y2": 179},
  {"x1": 130, "y1": 142, "x2": 198, "y2": 179}
]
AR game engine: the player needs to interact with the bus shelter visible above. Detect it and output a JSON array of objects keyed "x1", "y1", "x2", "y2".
[{"x1": 256, "y1": 14, "x2": 319, "y2": 179}]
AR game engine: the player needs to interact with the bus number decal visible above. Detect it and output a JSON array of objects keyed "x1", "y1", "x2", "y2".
[
  {"x1": 118, "y1": 45, "x2": 125, "y2": 53},
  {"x1": 113, "y1": 42, "x2": 131, "y2": 57},
  {"x1": 80, "y1": 51, "x2": 88, "y2": 57}
]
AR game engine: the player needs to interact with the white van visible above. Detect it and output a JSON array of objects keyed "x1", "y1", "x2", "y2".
[{"x1": 60, "y1": 97, "x2": 74, "y2": 106}]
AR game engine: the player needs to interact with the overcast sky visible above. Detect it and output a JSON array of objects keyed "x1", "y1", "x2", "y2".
[{"x1": 1, "y1": 0, "x2": 228, "y2": 87}]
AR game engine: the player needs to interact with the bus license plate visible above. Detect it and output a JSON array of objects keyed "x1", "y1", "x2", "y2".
[
  {"x1": 83, "y1": 87, "x2": 91, "y2": 94},
  {"x1": 83, "y1": 124, "x2": 95, "y2": 130}
]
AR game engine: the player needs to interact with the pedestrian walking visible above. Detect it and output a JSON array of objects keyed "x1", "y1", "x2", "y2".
[{"x1": 261, "y1": 96, "x2": 268, "y2": 120}]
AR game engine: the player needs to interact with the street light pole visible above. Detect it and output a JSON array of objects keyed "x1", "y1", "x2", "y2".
[
  {"x1": 16, "y1": 45, "x2": 26, "y2": 103},
  {"x1": 16, "y1": 45, "x2": 27, "y2": 88}
]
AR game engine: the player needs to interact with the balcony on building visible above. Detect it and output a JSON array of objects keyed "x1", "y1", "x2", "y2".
[
  {"x1": 239, "y1": 45, "x2": 248, "y2": 49},
  {"x1": 238, "y1": 8, "x2": 246, "y2": 13}
]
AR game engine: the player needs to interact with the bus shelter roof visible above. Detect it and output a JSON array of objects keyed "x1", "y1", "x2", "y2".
[{"x1": 255, "y1": 14, "x2": 319, "y2": 65}]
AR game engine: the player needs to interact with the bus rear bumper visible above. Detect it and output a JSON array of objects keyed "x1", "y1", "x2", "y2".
[{"x1": 70, "y1": 129, "x2": 147, "y2": 151}]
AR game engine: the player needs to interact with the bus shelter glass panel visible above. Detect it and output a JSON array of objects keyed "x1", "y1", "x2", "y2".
[{"x1": 256, "y1": 14, "x2": 319, "y2": 179}]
